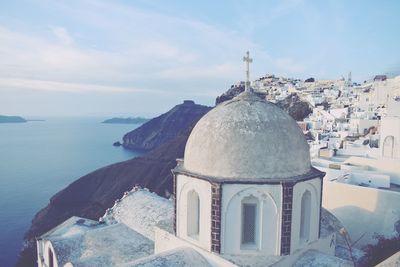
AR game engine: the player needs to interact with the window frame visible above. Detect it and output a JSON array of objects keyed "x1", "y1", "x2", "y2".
[
  {"x1": 187, "y1": 190, "x2": 200, "y2": 240},
  {"x1": 299, "y1": 190, "x2": 312, "y2": 244},
  {"x1": 240, "y1": 196, "x2": 259, "y2": 250}
]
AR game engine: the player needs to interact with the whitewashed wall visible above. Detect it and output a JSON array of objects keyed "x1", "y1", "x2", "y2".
[
  {"x1": 290, "y1": 178, "x2": 321, "y2": 253},
  {"x1": 176, "y1": 174, "x2": 212, "y2": 251},
  {"x1": 348, "y1": 172, "x2": 390, "y2": 188},
  {"x1": 155, "y1": 228, "x2": 238, "y2": 267},
  {"x1": 323, "y1": 180, "x2": 400, "y2": 248},
  {"x1": 380, "y1": 116, "x2": 400, "y2": 159},
  {"x1": 37, "y1": 239, "x2": 43, "y2": 267},
  {"x1": 43, "y1": 241, "x2": 58, "y2": 267},
  {"x1": 221, "y1": 183, "x2": 282, "y2": 255}
]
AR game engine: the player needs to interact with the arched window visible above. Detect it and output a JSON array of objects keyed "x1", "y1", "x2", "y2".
[
  {"x1": 48, "y1": 248, "x2": 54, "y2": 267},
  {"x1": 300, "y1": 190, "x2": 311, "y2": 243},
  {"x1": 187, "y1": 190, "x2": 200, "y2": 238},
  {"x1": 383, "y1": 136, "x2": 395, "y2": 158},
  {"x1": 241, "y1": 196, "x2": 258, "y2": 248}
]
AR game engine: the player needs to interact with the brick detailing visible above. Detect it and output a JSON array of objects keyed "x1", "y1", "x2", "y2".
[
  {"x1": 210, "y1": 182, "x2": 222, "y2": 253},
  {"x1": 280, "y1": 182, "x2": 294, "y2": 255}
]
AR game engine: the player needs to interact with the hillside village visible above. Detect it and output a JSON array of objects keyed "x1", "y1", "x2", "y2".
[
  {"x1": 250, "y1": 73, "x2": 400, "y2": 263},
  {"x1": 35, "y1": 69, "x2": 400, "y2": 267}
]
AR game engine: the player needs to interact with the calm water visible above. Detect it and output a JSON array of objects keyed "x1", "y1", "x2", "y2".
[{"x1": 0, "y1": 118, "x2": 142, "y2": 267}]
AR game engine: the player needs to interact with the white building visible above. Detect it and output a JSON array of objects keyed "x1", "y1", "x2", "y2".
[
  {"x1": 380, "y1": 97, "x2": 400, "y2": 159},
  {"x1": 304, "y1": 107, "x2": 335, "y2": 131},
  {"x1": 173, "y1": 90, "x2": 325, "y2": 257},
  {"x1": 349, "y1": 118, "x2": 378, "y2": 136},
  {"x1": 312, "y1": 95, "x2": 400, "y2": 248}
]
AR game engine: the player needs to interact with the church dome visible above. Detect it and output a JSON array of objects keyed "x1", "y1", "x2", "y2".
[{"x1": 183, "y1": 91, "x2": 311, "y2": 179}]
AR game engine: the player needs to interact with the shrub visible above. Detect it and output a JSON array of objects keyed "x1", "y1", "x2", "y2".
[{"x1": 360, "y1": 233, "x2": 400, "y2": 266}]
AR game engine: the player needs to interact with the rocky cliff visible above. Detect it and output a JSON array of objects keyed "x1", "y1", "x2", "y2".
[
  {"x1": 122, "y1": 100, "x2": 211, "y2": 151},
  {"x1": 216, "y1": 86, "x2": 312, "y2": 121},
  {"x1": 215, "y1": 85, "x2": 266, "y2": 105},
  {"x1": 17, "y1": 100, "x2": 211, "y2": 266},
  {"x1": 16, "y1": 129, "x2": 192, "y2": 267},
  {"x1": 275, "y1": 93, "x2": 313, "y2": 121}
]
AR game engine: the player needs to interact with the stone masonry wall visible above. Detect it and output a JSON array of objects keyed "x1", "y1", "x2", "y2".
[{"x1": 211, "y1": 182, "x2": 222, "y2": 253}]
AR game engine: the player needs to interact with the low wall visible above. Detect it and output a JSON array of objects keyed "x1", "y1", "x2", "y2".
[
  {"x1": 337, "y1": 172, "x2": 390, "y2": 188},
  {"x1": 323, "y1": 181, "x2": 400, "y2": 248}
]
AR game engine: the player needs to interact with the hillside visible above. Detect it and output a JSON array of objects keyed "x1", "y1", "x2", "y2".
[
  {"x1": 122, "y1": 100, "x2": 211, "y2": 151},
  {"x1": 215, "y1": 85, "x2": 266, "y2": 105},
  {"x1": 275, "y1": 93, "x2": 313, "y2": 121},
  {"x1": 216, "y1": 87, "x2": 312, "y2": 121}
]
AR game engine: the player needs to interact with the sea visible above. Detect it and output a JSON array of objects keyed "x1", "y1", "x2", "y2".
[{"x1": 0, "y1": 117, "x2": 142, "y2": 267}]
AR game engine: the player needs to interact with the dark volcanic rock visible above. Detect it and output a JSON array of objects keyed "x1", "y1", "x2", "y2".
[
  {"x1": 122, "y1": 100, "x2": 211, "y2": 151},
  {"x1": 215, "y1": 85, "x2": 266, "y2": 105},
  {"x1": 276, "y1": 93, "x2": 313, "y2": 121},
  {"x1": 16, "y1": 129, "x2": 192, "y2": 267},
  {"x1": 216, "y1": 87, "x2": 312, "y2": 121},
  {"x1": 305, "y1": 77, "x2": 315, "y2": 83},
  {"x1": 113, "y1": 141, "x2": 122, "y2": 146},
  {"x1": 215, "y1": 85, "x2": 245, "y2": 105}
]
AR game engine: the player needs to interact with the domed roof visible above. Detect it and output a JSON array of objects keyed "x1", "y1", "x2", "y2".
[{"x1": 182, "y1": 91, "x2": 311, "y2": 180}]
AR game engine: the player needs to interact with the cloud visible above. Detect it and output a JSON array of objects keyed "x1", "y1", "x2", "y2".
[
  {"x1": 49, "y1": 26, "x2": 74, "y2": 45},
  {"x1": 0, "y1": 0, "x2": 309, "y2": 100},
  {"x1": 0, "y1": 77, "x2": 135, "y2": 93},
  {"x1": 157, "y1": 63, "x2": 241, "y2": 80},
  {"x1": 0, "y1": 26, "x2": 99, "y2": 77}
]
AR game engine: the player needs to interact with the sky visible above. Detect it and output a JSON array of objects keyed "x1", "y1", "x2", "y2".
[{"x1": 0, "y1": 0, "x2": 399, "y2": 117}]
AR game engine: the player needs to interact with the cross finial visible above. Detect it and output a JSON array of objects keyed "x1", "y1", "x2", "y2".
[{"x1": 243, "y1": 51, "x2": 253, "y2": 92}]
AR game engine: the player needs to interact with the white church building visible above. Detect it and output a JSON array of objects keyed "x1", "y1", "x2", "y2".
[
  {"x1": 36, "y1": 53, "x2": 351, "y2": 267},
  {"x1": 173, "y1": 89, "x2": 325, "y2": 258}
]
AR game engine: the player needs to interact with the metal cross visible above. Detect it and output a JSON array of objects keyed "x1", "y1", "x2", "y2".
[{"x1": 243, "y1": 51, "x2": 253, "y2": 92}]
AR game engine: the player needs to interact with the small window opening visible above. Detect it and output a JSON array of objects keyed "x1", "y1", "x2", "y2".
[
  {"x1": 242, "y1": 203, "x2": 256, "y2": 244},
  {"x1": 48, "y1": 248, "x2": 54, "y2": 267},
  {"x1": 187, "y1": 190, "x2": 200, "y2": 239},
  {"x1": 241, "y1": 196, "x2": 258, "y2": 249},
  {"x1": 300, "y1": 190, "x2": 311, "y2": 244}
]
